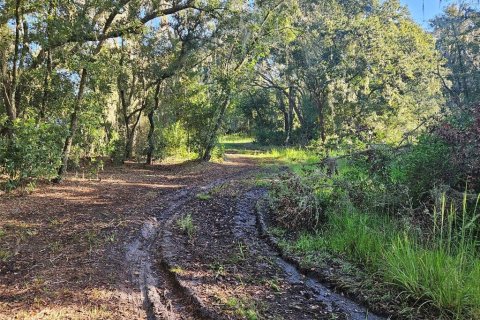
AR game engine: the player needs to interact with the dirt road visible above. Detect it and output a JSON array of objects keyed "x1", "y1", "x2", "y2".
[{"x1": 0, "y1": 153, "x2": 380, "y2": 319}]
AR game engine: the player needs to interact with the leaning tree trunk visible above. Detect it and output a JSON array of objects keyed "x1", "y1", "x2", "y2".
[
  {"x1": 202, "y1": 96, "x2": 230, "y2": 161},
  {"x1": 57, "y1": 68, "x2": 87, "y2": 179}
]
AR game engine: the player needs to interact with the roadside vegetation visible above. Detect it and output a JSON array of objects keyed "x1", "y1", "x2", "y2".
[
  {"x1": 268, "y1": 161, "x2": 480, "y2": 318},
  {"x1": 1, "y1": 0, "x2": 479, "y2": 319}
]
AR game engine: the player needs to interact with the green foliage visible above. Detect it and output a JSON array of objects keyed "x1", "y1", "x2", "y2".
[
  {"x1": 219, "y1": 135, "x2": 254, "y2": 145},
  {"x1": 389, "y1": 136, "x2": 454, "y2": 201},
  {"x1": 254, "y1": 128, "x2": 285, "y2": 146},
  {"x1": 225, "y1": 297, "x2": 259, "y2": 320},
  {"x1": 262, "y1": 148, "x2": 319, "y2": 165},
  {"x1": 269, "y1": 172, "x2": 327, "y2": 230},
  {"x1": 155, "y1": 122, "x2": 196, "y2": 160},
  {"x1": 0, "y1": 118, "x2": 65, "y2": 189},
  {"x1": 177, "y1": 214, "x2": 196, "y2": 239},
  {"x1": 432, "y1": 4, "x2": 480, "y2": 108},
  {"x1": 267, "y1": 135, "x2": 480, "y2": 317},
  {"x1": 287, "y1": 194, "x2": 480, "y2": 318},
  {"x1": 211, "y1": 144, "x2": 225, "y2": 162},
  {"x1": 110, "y1": 136, "x2": 126, "y2": 165},
  {"x1": 294, "y1": 210, "x2": 396, "y2": 270},
  {"x1": 196, "y1": 193, "x2": 212, "y2": 201},
  {"x1": 0, "y1": 249, "x2": 11, "y2": 262},
  {"x1": 384, "y1": 194, "x2": 480, "y2": 318}
]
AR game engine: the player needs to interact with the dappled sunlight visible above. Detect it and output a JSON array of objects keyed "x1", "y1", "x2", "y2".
[
  {"x1": 0, "y1": 0, "x2": 477, "y2": 317},
  {"x1": 6, "y1": 287, "x2": 119, "y2": 319},
  {"x1": 0, "y1": 155, "x2": 267, "y2": 318}
]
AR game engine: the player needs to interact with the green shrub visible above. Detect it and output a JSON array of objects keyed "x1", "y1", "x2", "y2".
[
  {"x1": 211, "y1": 143, "x2": 225, "y2": 161},
  {"x1": 254, "y1": 127, "x2": 285, "y2": 145},
  {"x1": 0, "y1": 118, "x2": 65, "y2": 189},
  {"x1": 156, "y1": 122, "x2": 196, "y2": 160},
  {"x1": 389, "y1": 135, "x2": 454, "y2": 201}
]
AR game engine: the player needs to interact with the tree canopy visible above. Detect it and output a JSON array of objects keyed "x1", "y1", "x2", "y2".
[{"x1": 0, "y1": 0, "x2": 478, "y2": 188}]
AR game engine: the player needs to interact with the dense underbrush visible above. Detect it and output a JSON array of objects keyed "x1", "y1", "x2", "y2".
[{"x1": 267, "y1": 124, "x2": 480, "y2": 318}]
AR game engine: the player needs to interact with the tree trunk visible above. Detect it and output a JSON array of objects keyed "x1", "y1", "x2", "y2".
[
  {"x1": 286, "y1": 86, "x2": 296, "y2": 145},
  {"x1": 276, "y1": 90, "x2": 289, "y2": 134},
  {"x1": 1, "y1": 0, "x2": 22, "y2": 128},
  {"x1": 39, "y1": 50, "x2": 52, "y2": 120},
  {"x1": 202, "y1": 96, "x2": 230, "y2": 161},
  {"x1": 293, "y1": 95, "x2": 305, "y2": 128},
  {"x1": 57, "y1": 68, "x2": 87, "y2": 180},
  {"x1": 124, "y1": 109, "x2": 142, "y2": 161},
  {"x1": 146, "y1": 83, "x2": 161, "y2": 165},
  {"x1": 146, "y1": 109, "x2": 155, "y2": 165},
  {"x1": 54, "y1": 4, "x2": 120, "y2": 180},
  {"x1": 124, "y1": 131, "x2": 134, "y2": 160}
]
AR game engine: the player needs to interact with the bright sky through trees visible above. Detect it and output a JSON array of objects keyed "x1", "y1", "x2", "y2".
[
  {"x1": 401, "y1": 0, "x2": 480, "y2": 29},
  {"x1": 400, "y1": 0, "x2": 448, "y2": 28}
]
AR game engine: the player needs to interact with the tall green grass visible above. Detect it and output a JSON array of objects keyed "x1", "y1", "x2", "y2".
[
  {"x1": 218, "y1": 135, "x2": 321, "y2": 170},
  {"x1": 292, "y1": 193, "x2": 480, "y2": 318},
  {"x1": 384, "y1": 194, "x2": 480, "y2": 318},
  {"x1": 295, "y1": 210, "x2": 396, "y2": 269},
  {"x1": 261, "y1": 148, "x2": 320, "y2": 174}
]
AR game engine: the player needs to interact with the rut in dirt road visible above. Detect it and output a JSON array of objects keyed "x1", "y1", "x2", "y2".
[
  {"x1": 125, "y1": 188, "x2": 195, "y2": 320},
  {"x1": 144, "y1": 155, "x2": 385, "y2": 320},
  {"x1": 125, "y1": 156, "x2": 260, "y2": 320},
  {"x1": 235, "y1": 189, "x2": 384, "y2": 320}
]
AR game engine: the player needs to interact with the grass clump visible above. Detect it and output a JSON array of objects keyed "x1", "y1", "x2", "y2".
[
  {"x1": 196, "y1": 193, "x2": 212, "y2": 201},
  {"x1": 384, "y1": 194, "x2": 480, "y2": 318},
  {"x1": 261, "y1": 148, "x2": 319, "y2": 173},
  {"x1": 177, "y1": 214, "x2": 196, "y2": 238},
  {"x1": 225, "y1": 297, "x2": 259, "y2": 320},
  {"x1": 0, "y1": 249, "x2": 11, "y2": 262},
  {"x1": 293, "y1": 209, "x2": 397, "y2": 271}
]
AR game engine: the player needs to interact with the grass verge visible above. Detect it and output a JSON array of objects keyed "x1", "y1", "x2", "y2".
[{"x1": 283, "y1": 195, "x2": 480, "y2": 318}]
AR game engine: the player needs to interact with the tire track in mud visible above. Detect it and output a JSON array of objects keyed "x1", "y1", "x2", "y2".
[
  {"x1": 125, "y1": 162, "x2": 258, "y2": 320},
  {"x1": 249, "y1": 190, "x2": 386, "y2": 320},
  {"x1": 126, "y1": 189, "x2": 194, "y2": 320},
  {"x1": 125, "y1": 157, "x2": 385, "y2": 319}
]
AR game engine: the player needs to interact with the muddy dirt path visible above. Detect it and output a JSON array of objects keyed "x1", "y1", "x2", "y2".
[
  {"x1": 129, "y1": 153, "x2": 383, "y2": 320},
  {"x1": 0, "y1": 152, "x2": 382, "y2": 319}
]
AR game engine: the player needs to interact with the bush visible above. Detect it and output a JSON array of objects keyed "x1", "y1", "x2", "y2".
[
  {"x1": 389, "y1": 135, "x2": 454, "y2": 202},
  {"x1": 269, "y1": 172, "x2": 330, "y2": 230},
  {"x1": 211, "y1": 143, "x2": 225, "y2": 161},
  {"x1": 151, "y1": 122, "x2": 196, "y2": 161},
  {"x1": 0, "y1": 118, "x2": 65, "y2": 190},
  {"x1": 434, "y1": 107, "x2": 480, "y2": 191},
  {"x1": 254, "y1": 127, "x2": 285, "y2": 145}
]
